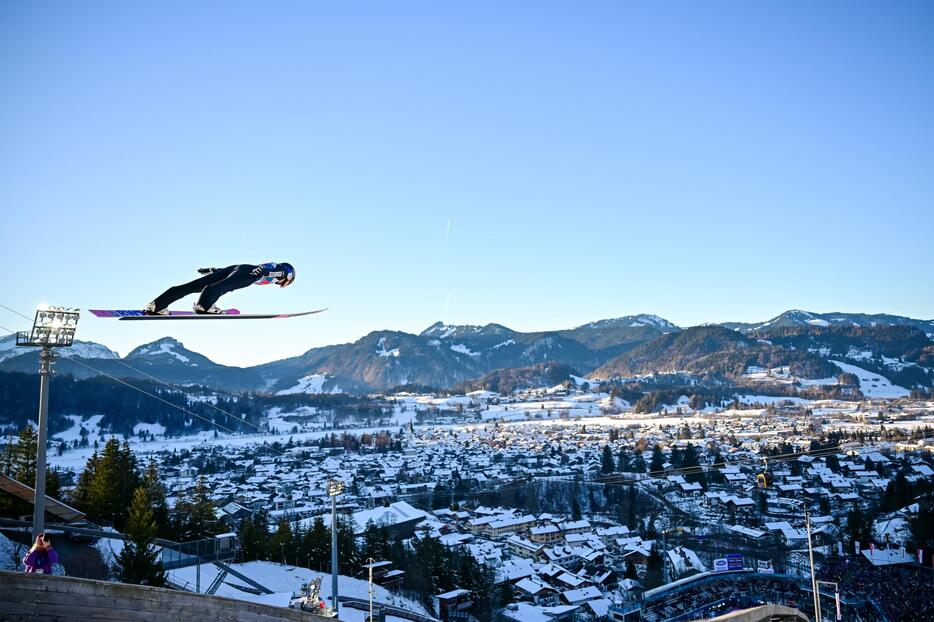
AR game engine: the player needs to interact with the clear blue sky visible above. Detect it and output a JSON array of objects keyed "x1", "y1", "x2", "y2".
[{"x1": 1, "y1": 1, "x2": 932, "y2": 366}]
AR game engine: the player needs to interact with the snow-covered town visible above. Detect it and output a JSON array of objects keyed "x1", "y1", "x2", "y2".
[
  {"x1": 4, "y1": 376, "x2": 932, "y2": 622},
  {"x1": 4, "y1": 2, "x2": 934, "y2": 621}
]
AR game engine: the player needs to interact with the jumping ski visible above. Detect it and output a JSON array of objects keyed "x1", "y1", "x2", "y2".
[{"x1": 90, "y1": 309, "x2": 326, "y2": 321}]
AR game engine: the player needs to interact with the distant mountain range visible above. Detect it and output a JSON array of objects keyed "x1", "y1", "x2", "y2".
[
  {"x1": 1, "y1": 310, "x2": 931, "y2": 394},
  {"x1": 720, "y1": 309, "x2": 934, "y2": 335}
]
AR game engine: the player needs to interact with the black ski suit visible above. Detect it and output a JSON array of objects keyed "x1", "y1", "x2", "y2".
[{"x1": 152, "y1": 264, "x2": 283, "y2": 311}]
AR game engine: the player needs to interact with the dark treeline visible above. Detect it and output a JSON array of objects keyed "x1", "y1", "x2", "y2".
[
  {"x1": 760, "y1": 325, "x2": 934, "y2": 389},
  {"x1": 454, "y1": 363, "x2": 581, "y2": 395},
  {"x1": 0, "y1": 371, "x2": 392, "y2": 437}
]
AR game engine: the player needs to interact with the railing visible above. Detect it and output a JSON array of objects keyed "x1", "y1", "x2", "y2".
[{"x1": 160, "y1": 535, "x2": 236, "y2": 570}]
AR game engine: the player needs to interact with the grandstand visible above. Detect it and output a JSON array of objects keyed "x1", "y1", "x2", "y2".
[{"x1": 610, "y1": 570, "x2": 871, "y2": 622}]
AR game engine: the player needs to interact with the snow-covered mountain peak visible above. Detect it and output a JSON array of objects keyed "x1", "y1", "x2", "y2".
[
  {"x1": 59, "y1": 340, "x2": 120, "y2": 360},
  {"x1": 128, "y1": 337, "x2": 195, "y2": 364},
  {"x1": 0, "y1": 334, "x2": 118, "y2": 362},
  {"x1": 0, "y1": 334, "x2": 21, "y2": 363},
  {"x1": 584, "y1": 314, "x2": 678, "y2": 331},
  {"x1": 419, "y1": 322, "x2": 514, "y2": 339}
]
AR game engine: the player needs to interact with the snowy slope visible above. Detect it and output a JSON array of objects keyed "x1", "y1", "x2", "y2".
[
  {"x1": 830, "y1": 360, "x2": 910, "y2": 398},
  {"x1": 277, "y1": 374, "x2": 342, "y2": 395},
  {"x1": 0, "y1": 335, "x2": 117, "y2": 362},
  {"x1": 168, "y1": 561, "x2": 433, "y2": 618}
]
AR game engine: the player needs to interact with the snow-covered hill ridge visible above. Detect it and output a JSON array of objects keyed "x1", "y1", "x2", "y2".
[
  {"x1": 581, "y1": 314, "x2": 679, "y2": 331},
  {"x1": 0, "y1": 334, "x2": 119, "y2": 363},
  {"x1": 1, "y1": 309, "x2": 931, "y2": 394}
]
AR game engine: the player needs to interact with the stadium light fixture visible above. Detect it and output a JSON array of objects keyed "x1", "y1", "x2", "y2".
[
  {"x1": 327, "y1": 478, "x2": 346, "y2": 497},
  {"x1": 16, "y1": 306, "x2": 80, "y2": 540},
  {"x1": 17, "y1": 306, "x2": 80, "y2": 348}
]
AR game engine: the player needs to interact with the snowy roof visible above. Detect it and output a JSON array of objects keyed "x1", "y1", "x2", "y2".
[
  {"x1": 860, "y1": 547, "x2": 916, "y2": 566},
  {"x1": 502, "y1": 603, "x2": 554, "y2": 622},
  {"x1": 352, "y1": 501, "x2": 429, "y2": 533},
  {"x1": 562, "y1": 586, "x2": 602, "y2": 604},
  {"x1": 729, "y1": 525, "x2": 766, "y2": 539},
  {"x1": 667, "y1": 546, "x2": 706, "y2": 575},
  {"x1": 585, "y1": 599, "x2": 611, "y2": 618},
  {"x1": 515, "y1": 578, "x2": 553, "y2": 596},
  {"x1": 437, "y1": 589, "x2": 470, "y2": 599}
]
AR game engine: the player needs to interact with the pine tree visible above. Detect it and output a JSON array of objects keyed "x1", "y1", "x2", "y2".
[
  {"x1": 626, "y1": 486, "x2": 638, "y2": 530},
  {"x1": 12, "y1": 425, "x2": 38, "y2": 482},
  {"x1": 617, "y1": 447, "x2": 629, "y2": 472},
  {"x1": 72, "y1": 439, "x2": 140, "y2": 529},
  {"x1": 844, "y1": 507, "x2": 874, "y2": 549},
  {"x1": 624, "y1": 559, "x2": 638, "y2": 580},
  {"x1": 0, "y1": 425, "x2": 60, "y2": 518},
  {"x1": 238, "y1": 510, "x2": 270, "y2": 562},
  {"x1": 361, "y1": 520, "x2": 391, "y2": 562},
  {"x1": 650, "y1": 445, "x2": 665, "y2": 473},
  {"x1": 601, "y1": 445, "x2": 614, "y2": 474},
  {"x1": 173, "y1": 476, "x2": 218, "y2": 540},
  {"x1": 141, "y1": 461, "x2": 169, "y2": 537},
  {"x1": 336, "y1": 513, "x2": 358, "y2": 575},
  {"x1": 630, "y1": 451, "x2": 647, "y2": 473},
  {"x1": 270, "y1": 519, "x2": 292, "y2": 564},
  {"x1": 459, "y1": 553, "x2": 497, "y2": 622},
  {"x1": 682, "y1": 443, "x2": 706, "y2": 486},
  {"x1": 117, "y1": 486, "x2": 166, "y2": 586},
  {"x1": 304, "y1": 515, "x2": 329, "y2": 569},
  {"x1": 644, "y1": 542, "x2": 665, "y2": 588}
]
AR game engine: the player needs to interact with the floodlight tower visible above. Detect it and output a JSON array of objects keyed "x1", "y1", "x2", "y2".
[
  {"x1": 327, "y1": 478, "x2": 345, "y2": 615},
  {"x1": 16, "y1": 306, "x2": 80, "y2": 538}
]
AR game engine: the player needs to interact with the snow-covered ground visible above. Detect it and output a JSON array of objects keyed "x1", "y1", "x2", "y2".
[
  {"x1": 52, "y1": 414, "x2": 105, "y2": 444},
  {"x1": 376, "y1": 337, "x2": 400, "y2": 358},
  {"x1": 135, "y1": 340, "x2": 192, "y2": 363},
  {"x1": 94, "y1": 527, "x2": 125, "y2": 572},
  {"x1": 450, "y1": 343, "x2": 480, "y2": 357},
  {"x1": 0, "y1": 531, "x2": 25, "y2": 571},
  {"x1": 829, "y1": 360, "x2": 910, "y2": 398},
  {"x1": 277, "y1": 374, "x2": 342, "y2": 395},
  {"x1": 168, "y1": 561, "x2": 434, "y2": 619},
  {"x1": 134, "y1": 422, "x2": 166, "y2": 437}
]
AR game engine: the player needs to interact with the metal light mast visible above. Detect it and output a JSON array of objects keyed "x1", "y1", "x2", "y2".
[
  {"x1": 327, "y1": 478, "x2": 345, "y2": 616},
  {"x1": 15, "y1": 306, "x2": 80, "y2": 539}
]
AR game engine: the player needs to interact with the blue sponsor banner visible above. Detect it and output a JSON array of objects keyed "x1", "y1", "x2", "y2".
[{"x1": 726, "y1": 553, "x2": 743, "y2": 570}]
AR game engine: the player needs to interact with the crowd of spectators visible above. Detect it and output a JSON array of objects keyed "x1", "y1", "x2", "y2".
[
  {"x1": 642, "y1": 575, "x2": 807, "y2": 621},
  {"x1": 818, "y1": 557, "x2": 934, "y2": 622}
]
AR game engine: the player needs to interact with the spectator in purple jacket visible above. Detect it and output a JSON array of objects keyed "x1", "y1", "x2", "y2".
[{"x1": 23, "y1": 533, "x2": 59, "y2": 574}]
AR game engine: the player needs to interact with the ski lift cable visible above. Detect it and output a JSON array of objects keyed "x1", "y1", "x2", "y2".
[
  {"x1": 389, "y1": 445, "x2": 842, "y2": 503},
  {"x1": 592, "y1": 437, "x2": 930, "y2": 486},
  {"x1": 3, "y1": 303, "x2": 930, "y2": 504},
  {"x1": 393, "y1": 431, "x2": 932, "y2": 505},
  {"x1": 0, "y1": 322, "x2": 277, "y2": 449},
  {"x1": 596, "y1": 446, "x2": 860, "y2": 484},
  {"x1": 1, "y1": 301, "x2": 255, "y2": 433}
]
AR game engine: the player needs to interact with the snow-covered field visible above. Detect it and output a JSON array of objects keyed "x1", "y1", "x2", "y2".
[
  {"x1": 52, "y1": 414, "x2": 105, "y2": 444},
  {"x1": 830, "y1": 360, "x2": 910, "y2": 398},
  {"x1": 277, "y1": 374, "x2": 342, "y2": 395}
]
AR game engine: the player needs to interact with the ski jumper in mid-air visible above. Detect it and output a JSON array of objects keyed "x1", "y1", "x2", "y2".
[{"x1": 145, "y1": 262, "x2": 295, "y2": 315}]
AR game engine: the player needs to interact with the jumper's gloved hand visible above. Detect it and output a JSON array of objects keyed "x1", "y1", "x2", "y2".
[
  {"x1": 197, "y1": 267, "x2": 217, "y2": 275},
  {"x1": 250, "y1": 266, "x2": 265, "y2": 277}
]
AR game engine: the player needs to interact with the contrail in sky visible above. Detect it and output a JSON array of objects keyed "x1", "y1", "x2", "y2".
[{"x1": 444, "y1": 219, "x2": 452, "y2": 324}]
